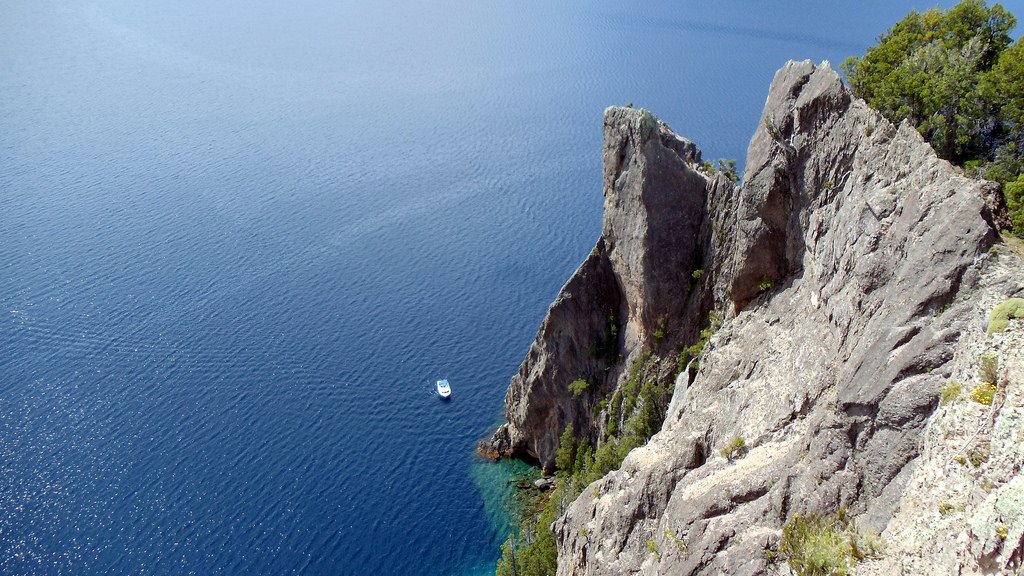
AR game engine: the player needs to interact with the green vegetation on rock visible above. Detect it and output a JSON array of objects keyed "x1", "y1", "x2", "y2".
[
  {"x1": 987, "y1": 298, "x2": 1024, "y2": 333},
  {"x1": 568, "y1": 378, "x2": 591, "y2": 397},
  {"x1": 970, "y1": 382, "x2": 997, "y2": 405},
  {"x1": 843, "y1": 0, "x2": 1024, "y2": 234},
  {"x1": 652, "y1": 316, "x2": 667, "y2": 344},
  {"x1": 700, "y1": 158, "x2": 739, "y2": 183},
  {"x1": 978, "y1": 352, "x2": 1000, "y2": 383},
  {"x1": 717, "y1": 158, "x2": 739, "y2": 183},
  {"x1": 940, "y1": 380, "x2": 962, "y2": 405},
  {"x1": 496, "y1": 349, "x2": 675, "y2": 575},
  {"x1": 586, "y1": 313, "x2": 620, "y2": 363},
  {"x1": 1006, "y1": 175, "x2": 1024, "y2": 233},
  {"x1": 677, "y1": 310, "x2": 723, "y2": 376},
  {"x1": 720, "y1": 436, "x2": 747, "y2": 461},
  {"x1": 780, "y1": 510, "x2": 883, "y2": 576},
  {"x1": 968, "y1": 440, "x2": 991, "y2": 467}
]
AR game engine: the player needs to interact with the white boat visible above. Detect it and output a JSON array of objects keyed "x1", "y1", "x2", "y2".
[{"x1": 436, "y1": 378, "x2": 451, "y2": 399}]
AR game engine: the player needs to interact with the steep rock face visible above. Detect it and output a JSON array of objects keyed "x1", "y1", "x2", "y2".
[
  {"x1": 857, "y1": 249, "x2": 1024, "y2": 575},
  {"x1": 550, "y1": 60, "x2": 1019, "y2": 575},
  {"x1": 493, "y1": 59, "x2": 1024, "y2": 574},
  {"x1": 497, "y1": 108, "x2": 734, "y2": 469}
]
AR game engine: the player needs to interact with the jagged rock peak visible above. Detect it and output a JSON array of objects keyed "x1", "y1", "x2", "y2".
[
  {"x1": 476, "y1": 59, "x2": 1024, "y2": 574},
  {"x1": 486, "y1": 105, "x2": 735, "y2": 470},
  {"x1": 551, "y1": 59, "x2": 1018, "y2": 575}
]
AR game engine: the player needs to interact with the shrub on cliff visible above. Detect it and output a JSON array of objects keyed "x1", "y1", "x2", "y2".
[
  {"x1": 568, "y1": 377, "x2": 591, "y2": 397},
  {"x1": 939, "y1": 380, "x2": 962, "y2": 405},
  {"x1": 843, "y1": 0, "x2": 1024, "y2": 233},
  {"x1": 987, "y1": 297, "x2": 1024, "y2": 333},
  {"x1": 495, "y1": 510, "x2": 557, "y2": 576},
  {"x1": 842, "y1": 0, "x2": 1015, "y2": 163},
  {"x1": 1005, "y1": 175, "x2": 1024, "y2": 234},
  {"x1": 720, "y1": 436, "x2": 747, "y2": 461},
  {"x1": 970, "y1": 382, "x2": 997, "y2": 405},
  {"x1": 977, "y1": 352, "x2": 999, "y2": 383},
  {"x1": 677, "y1": 310, "x2": 723, "y2": 376},
  {"x1": 780, "y1": 510, "x2": 883, "y2": 576},
  {"x1": 498, "y1": 349, "x2": 678, "y2": 575},
  {"x1": 555, "y1": 425, "x2": 576, "y2": 477}
]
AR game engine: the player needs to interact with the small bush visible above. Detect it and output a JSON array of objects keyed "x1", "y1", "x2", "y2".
[
  {"x1": 939, "y1": 381, "x2": 962, "y2": 406},
  {"x1": 652, "y1": 316, "x2": 667, "y2": 344},
  {"x1": 606, "y1": 390, "x2": 622, "y2": 436},
  {"x1": 780, "y1": 510, "x2": 882, "y2": 576},
  {"x1": 717, "y1": 159, "x2": 739, "y2": 183},
  {"x1": 691, "y1": 268, "x2": 704, "y2": 279},
  {"x1": 853, "y1": 530, "x2": 885, "y2": 560},
  {"x1": 664, "y1": 529, "x2": 687, "y2": 555},
  {"x1": 758, "y1": 276, "x2": 775, "y2": 292},
  {"x1": 555, "y1": 425, "x2": 577, "y2": 475},
  {"x1": 978, "y1": 353, "x2": 999, "y2": 384},
  {"x1": 676, "y1": 310, "x2": 723, "y2": 377},
  {"x1": 938, "y1": 502, "x2": 955, "y2": 516},
  {"x1": 587, "y1": 313, "x2": 620, "y2": 363},
  {"x1": 569, "y1": 378, "x2": 591, "y2": 397},
  {"x1": 720, "y1": 436, "x2": 747, "y2": 461},
  {"x1": 988, "y1": 298, "x2": 1024, "y2": 333},
  {"x1": 781, "y1": 513, "x2": 852, "y2": 576},
  {"x1": 970, "y1": 383, "x2": 997, "y2": 406}
]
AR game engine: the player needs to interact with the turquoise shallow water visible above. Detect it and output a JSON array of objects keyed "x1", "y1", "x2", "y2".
[{"x1": 3, "y1": 0, "x2": 1020, "y2": 574}]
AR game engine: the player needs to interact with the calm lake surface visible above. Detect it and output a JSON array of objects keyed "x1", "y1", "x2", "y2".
[{"x1": 3, "y1": 1, "x2": 1020, "y2": 574}]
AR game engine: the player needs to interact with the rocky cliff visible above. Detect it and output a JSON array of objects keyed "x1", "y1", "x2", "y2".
[
  {"x1": 490, "y1": 60, "x2": 1024, "y2": 575},
  {"x1": 493, "y1": 104, "x2": 732, "y2": 470}
]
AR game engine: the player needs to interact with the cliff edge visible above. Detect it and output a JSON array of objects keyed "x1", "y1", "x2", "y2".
[
  {"x1": 491, "y1": 60, "x2": 1024, "y2": 575},
  {"x1": 492, "y1": 105, "x2": 733, "y2": 470}
]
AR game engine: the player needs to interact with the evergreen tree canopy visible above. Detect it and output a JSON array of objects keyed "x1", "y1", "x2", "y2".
[
  {"x1": 842, "y1": 0, "x2": 1015, "y2": 162},
  {"x1": 844, "y1": 0, "x2": 1024, "y2": 234}
]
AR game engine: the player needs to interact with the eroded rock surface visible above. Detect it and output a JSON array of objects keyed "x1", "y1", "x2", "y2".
[
  {"x1": 493, "y1": 60, "x2": 1024, "y2": 574},
  {"x1": 493, "y1": 108, "x2": 733, "y2": 470}
]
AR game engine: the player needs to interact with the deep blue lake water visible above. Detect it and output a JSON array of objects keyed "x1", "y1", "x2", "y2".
[{"x1": 3, "y1": 1, "x2": 1021, "y2": 574}]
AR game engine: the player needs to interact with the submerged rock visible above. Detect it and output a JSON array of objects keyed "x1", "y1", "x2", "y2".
[{"x1": 493, "y1": 60, "x2": 1024, "y2": 574}]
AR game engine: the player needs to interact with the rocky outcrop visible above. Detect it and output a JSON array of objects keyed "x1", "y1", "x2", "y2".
[
  {"x1": 492, "y1": 108, "x2": 735, "y2": 470},
  {"x1": 492, "y1": 59, "x2": 1024, "y2": 574},
  {"x1": 857, "y1": 253, "x2": 1024, "y2": 575}
]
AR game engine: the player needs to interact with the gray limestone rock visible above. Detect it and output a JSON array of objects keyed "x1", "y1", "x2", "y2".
[
  {"x1": 493, "y1": 60, "x2": 1023, "y2": 575},
  {"x1": 496, "y1": 107, "x2": 729, "y2": 471}
]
